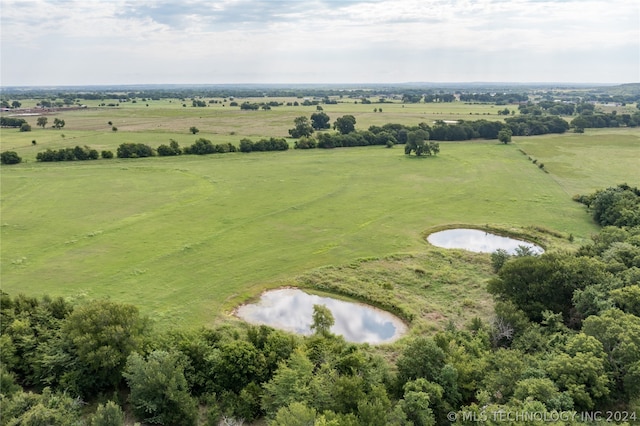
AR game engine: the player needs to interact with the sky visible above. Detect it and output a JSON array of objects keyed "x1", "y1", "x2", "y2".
[{"x1": 1, "y1": 0, "x2": 638, "y2": 86}]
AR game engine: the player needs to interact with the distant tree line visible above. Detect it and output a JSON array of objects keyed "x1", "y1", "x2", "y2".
[
  {"x1": 459, "y1": 93, "x2": 529, "y2": 104},
  {"x1": 570, "y1": 111, "x2": 640, "y2": 130},
  {"x1": 1, "y1": 116, "x2": 65, "y2": 129}
]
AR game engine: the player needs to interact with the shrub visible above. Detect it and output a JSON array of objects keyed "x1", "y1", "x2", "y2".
[
  {"x1": 294, "y1": 137, "x2": 317, "y2": 149},
  {"x1": 0, "y1": 117, "x2": 26, "y2": 127},
  {"x1": 19, "y1": 123, "x2": 32, "y2": 132},
  {"x1": 117, "y1": 143, "x2": 154, "y2": 158},
  {"x1": 1, "y1": 151, "x2": 22, "y2": 165},
  {"x1": 239, "y1": 138, "x2": 253, "y2": 153},
  {"x1": 101, "y1": 150, "x2": 114, "y2": 159}
]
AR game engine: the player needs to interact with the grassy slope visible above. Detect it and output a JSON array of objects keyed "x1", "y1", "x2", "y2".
[{"x1": 1, "y1": 139, "x2": 598, "y2": 327}]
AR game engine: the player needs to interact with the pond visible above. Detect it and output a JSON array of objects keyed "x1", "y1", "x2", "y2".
[
  {"x1": 426, "y1": 228, "x2": 544, "y2": 254},
  {"x1": 235, "y1": 288, "x2": 407, "y2": 344}
]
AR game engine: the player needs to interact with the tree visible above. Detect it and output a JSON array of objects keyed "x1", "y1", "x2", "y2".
[
  {"x1": 211, "y1": 340, "x2": 267, "y2": 394},
  {"x1": 11, "y1": 100, "x2": 21, "y2": 108},
  {"x1": 239, "y1": 138, "x2": 254, "y2": 153},
  {"x1": 189, "y1": 126, "x2": 199, "y2": 135},
  {"x1": 310, "y1": 112, "x2": 331, "y2": 130},
  {"x1": 288, "y1": 116, "x2": 314, "y2": 138},
  {"x1": 52, "y1": 118, "x2": 65, "y2": 129},
  {"x1": 0, "y1": 388, "x2": 81, "y2": 425},
  {"x1": 124, "y1": 351, "x2": 198, "y2": 426},
  {"x1": 310, "y1": 304, "x2": 334, "y2": 337},
  {"x1": 333, "y1": 115, "x2": 356, "y2": 134},
  {"x1": 117, "y1": 143, "x2": 154, "y2": 158},
  {"x1": 90, "y1": 401, "x2": 125, "y2": 426},
  {"x1": 487, "y1": 253, "x2": 610, "y2": 325},
  {"x1": 498, "y1": 128, "x2": 513, "y2": 144},
  {"x1": 261, "y1": 348, "x2": 314, "y2": 416},
  {"x1": 491, "y1": 249, "x2": 510, "y2": 272},
  {"x1": 404, "y1": 130, "x2": 431, "y2": 156},
  {"x1": 60, "y1": 300, "x2": 149, "y2": 395},
  {"x1": 37, "y1": 117, "x2": 48, "y2": 128},
  {"x1": 157, "y1": 140, "x2": 182, "y2": 156},
  {"x1": 1, "y1": 151, "x2": 22, "y2": 165},
  {"x1": 271, "y1": 401, "x2": 317, "y2": 425},
  {"x1": 396, "y1": 337, "x2": 446, "y2": 385},
  {"x1": 397, "y1": 379, "x2": 439, "y2": 426},
  {"x1": 546, "y1": 333, "x2": 610, "y2": 410},
  {"x1": 583, "y1": 308, "x2": 640, "y2": 400}
]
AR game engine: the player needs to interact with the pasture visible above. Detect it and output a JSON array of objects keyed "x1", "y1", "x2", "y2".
[{"x1": 1, "y1": 100, "x2": 636, "y2": 329}]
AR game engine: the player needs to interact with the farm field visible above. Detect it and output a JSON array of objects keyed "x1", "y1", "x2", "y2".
[
  {"x1": 1, "y1": 98, "x2": 511, "y2": 162},
  {"x1": 1, "y1": 101, "x2": 638, "y2": 329}
]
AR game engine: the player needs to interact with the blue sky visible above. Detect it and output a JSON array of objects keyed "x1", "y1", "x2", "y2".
[{"x1": 1, "y1": 0, "x2": 638, "y2": 86}]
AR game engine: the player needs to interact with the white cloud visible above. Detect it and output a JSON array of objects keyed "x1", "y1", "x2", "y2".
[{"x1": 1, "y1": 0, "x2": 638, "y2": 85}]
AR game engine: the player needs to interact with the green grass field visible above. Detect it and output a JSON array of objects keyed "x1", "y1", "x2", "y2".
[
  {"x1": 1, "y1": 98, "x2": 508, "y2": 163},
  {"x1": 1, "y1": 102, "x2": 637, "y2": 330}
]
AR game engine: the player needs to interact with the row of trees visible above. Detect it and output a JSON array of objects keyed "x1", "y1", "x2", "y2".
[
  {"x1": 36, "y1": 146, "x2": 100, "y2": 162},
  {"x1": 0, "y1": 117, "x2": 66, "y2": 129},
  {"x1": 570, "y1": 111, "x2": 640, "y2": 130},
  {"x1": 289, "y1": 115, "x2": 568, "y2": 148},
  {"x1": 0, "y1": 117, "x2": 26, "y2": 127}
]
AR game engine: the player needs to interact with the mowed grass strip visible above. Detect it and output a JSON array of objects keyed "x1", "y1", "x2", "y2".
[{"x1": 1, "y1": 142, "x2": 596, "y2": 327}]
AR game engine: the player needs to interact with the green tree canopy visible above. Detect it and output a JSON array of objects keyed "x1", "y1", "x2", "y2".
[
  {"x1": 60, "y1": 300, "x2": 149, "y2": 395},
  {"x1": 124, "y1": 350, "x2": 198, "y2": 426},
  {"x1": 310, "y1": 304, "x2": 334, "y2": 337},
  {"x1": 333, "y1": 115, "x2": 356, "y2": 134},
  {"x1": 288, "y1": 116, "x2": 314, "y2": 138},
  {"x1": 310, "y1": 112, "x2": 331, "y2": 130}
]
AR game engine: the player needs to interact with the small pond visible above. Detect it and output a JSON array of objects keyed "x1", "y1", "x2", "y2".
[
  {"x1": 427, "y1": 228, "x2": 544, "y2": 254},
  {"x1": 235, "y1": 288, "x2": 407, "y2": 344}
]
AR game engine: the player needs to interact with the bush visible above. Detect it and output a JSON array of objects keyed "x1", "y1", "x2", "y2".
[
  {"x1": 19, "y1": 123, "x2": 32, "y2": 132},
  {"x1": 294, "y1": 137, "x2": 317, "y2": 149},
  {"x1": 90, "y1": 401, "x2": 124, "y2": 426},
  {"x1": 0, "y1": 117, "x2": 26, "y2": 127},
  {"x1": 124, "y1": 351, "x2": 198, "y2": 426},
  {"x1": 117, "y1": 143, "x2": 154, "y2": 158},
  {"x1": 183, "y1": 139, "x2": 235, "y2": 155},
  {"x1": 36, "y1": 146, "x2": 99, "y2": 162},
  {"x1": 239, "y1": 138, "x2": 253, "y2": 153},
  {"x1": 101, "y1": 150, "x2": 114, "y2": 159},
  {"x1": 1, "y1": 151, "x2": 22, "y2": 164}
]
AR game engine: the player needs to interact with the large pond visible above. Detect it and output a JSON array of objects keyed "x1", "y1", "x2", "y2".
[
  {"x1": 427, "y1": 228, "x2": 544, "y2": 254},
  {"x1": 235, "y1": 288, "x2": 407, "y2": 344}
]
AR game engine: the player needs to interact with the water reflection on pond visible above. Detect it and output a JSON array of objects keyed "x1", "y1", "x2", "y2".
[
  {"x1": 427, "y1": 228, "x2": 544, "y2": 254},
  {"x1": 235, "y1": 288, "x2": 407, "y2": 344}
]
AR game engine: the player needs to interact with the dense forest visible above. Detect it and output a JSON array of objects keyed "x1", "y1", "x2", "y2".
[{"x1": 1, "y1": 185, "x2": 639, "y2": 424}]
